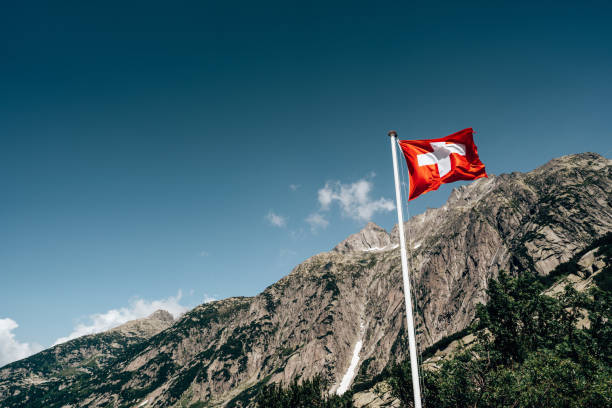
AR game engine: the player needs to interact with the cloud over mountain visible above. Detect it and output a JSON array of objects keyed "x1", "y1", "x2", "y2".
[
  {"x1": 0, "y1": 318, "x2": 43, "y2": 367},
  {"x1": 53, "y1": 291, "x2": 191, "y2": 345}
]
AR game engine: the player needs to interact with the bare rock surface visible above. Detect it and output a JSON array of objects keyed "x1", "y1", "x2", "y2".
[{"x1": 333, "y1": 222, "x2": 394, "y2": 253}]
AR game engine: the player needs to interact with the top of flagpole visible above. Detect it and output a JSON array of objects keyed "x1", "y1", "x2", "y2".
[{"x1": 388, "y1": 130, "x2": 397, "y2": 137}]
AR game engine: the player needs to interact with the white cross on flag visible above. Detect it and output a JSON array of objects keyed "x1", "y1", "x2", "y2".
[{"x1": 398, "y1": 128, "x2": 487, "y2": 200}]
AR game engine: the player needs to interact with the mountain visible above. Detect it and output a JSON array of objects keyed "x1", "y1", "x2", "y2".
[
  {"x1": 0, "y1": 310, "x2": 175, "y2": 406},
  {"x1": 0, "y1": 152, "x2": 610, "y2": 408}
]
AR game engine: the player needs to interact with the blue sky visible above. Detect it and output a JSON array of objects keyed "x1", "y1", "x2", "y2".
[{"x1": 1, "y1": 1, "x2": 611, "y2": 363}]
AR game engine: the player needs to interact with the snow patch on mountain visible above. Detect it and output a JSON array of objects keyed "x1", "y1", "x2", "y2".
[{"x1": 336, "y1": 322, "x2": 365, "y2": 395}]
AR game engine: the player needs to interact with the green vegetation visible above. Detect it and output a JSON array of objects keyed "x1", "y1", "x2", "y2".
[
  {"x1": 322, "y1": 272, "x2": 341, "y2": 299},
  {"x1": 256, "y1": 376, "x2": 353, "y2": 408},
  {"x1": 388, "y1": 270, "x2": 611, "y2": 408},
  {"x1": 262, "y1": 292, "x2": 279, "y2": 313},
  {"x1": 226, "y1": 375, "x2": 272, "y2": 407}
]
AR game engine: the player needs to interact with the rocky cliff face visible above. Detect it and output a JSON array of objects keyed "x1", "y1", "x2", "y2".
[
  {"x1": 403, "y1": 152, "x2": 611, "y2": 346},
  {"x1": 0, "y1": 153, "x2": 609, "y2": 408}
]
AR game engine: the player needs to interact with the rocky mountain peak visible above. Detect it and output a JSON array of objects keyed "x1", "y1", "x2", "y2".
[
  {"x1": 333, "y1": 222, "x2": 394, "y2": 253},
  {"x1": 537, "y1": 152, "x2": 606, "y2": 171},
  {"x1": 148, "y1": 309, "x2": 175, "y2": 324},
  {"x1": 109, "y1": 309, "x2": 175, "y2": 338}
]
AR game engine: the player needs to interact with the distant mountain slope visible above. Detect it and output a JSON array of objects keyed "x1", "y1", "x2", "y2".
[
  {"x1": 0, "y1": 152, "x2": 609, "y2": 408},
  {"x1": 0, "y1": 310, "x2": 174, "y2": 406}
]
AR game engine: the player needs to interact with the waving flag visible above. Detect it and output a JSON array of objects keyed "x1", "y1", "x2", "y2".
[{"x1": 398, "y1": 128, "x2": 487, "y2": 200}]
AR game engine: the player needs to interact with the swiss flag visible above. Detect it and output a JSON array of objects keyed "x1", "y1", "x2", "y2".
[{"x1": 398, "y1": 128, "x2": 487, "y2": 200}]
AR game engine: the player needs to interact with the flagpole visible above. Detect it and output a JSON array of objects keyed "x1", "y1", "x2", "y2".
[{"x1": 388, "y1": 130, "x2": 423, "y2": 408}]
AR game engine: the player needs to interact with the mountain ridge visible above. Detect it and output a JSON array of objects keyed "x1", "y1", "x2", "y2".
[{"x1": 1, "y1": 152, "x2": 610, "y2": 407}]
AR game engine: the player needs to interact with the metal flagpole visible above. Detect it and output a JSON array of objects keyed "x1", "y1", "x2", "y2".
[{"x1": 388, "y1": 130, "x2": 423, "y2": 408}]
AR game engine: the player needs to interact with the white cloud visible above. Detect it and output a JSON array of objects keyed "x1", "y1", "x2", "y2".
[
  {"x1": 199, "y1": 250, "x2": 209, "y2": 257},
  {"x1": 1, "y1": 291, "x2": 215, "y2": 366},
  {"x1": 202, "y1": 294, "x2": 217, "y2": 304},
  {"x1": 289, "y1": 184, "x2": 300, "y2": 191},
  {"x1": 306, "y1": 212, "x2": 329, "y2": 232},
  {"x1": 265, "y1": 210, "x2": 287, "y2": 227},
  {"x1": 53, "y1": 291, "x2": 190, "y2": 345},
  {"x1": 316, "y1": 177, "x2": 395, "y2": 221},
  {"x1": 0, "y1": 318, "x2": 43, "y2": 367}
]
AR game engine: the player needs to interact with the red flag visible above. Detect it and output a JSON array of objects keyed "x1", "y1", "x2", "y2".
[{"x1": 398, "y1": 128, "x2": 487, "y2": 200}]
